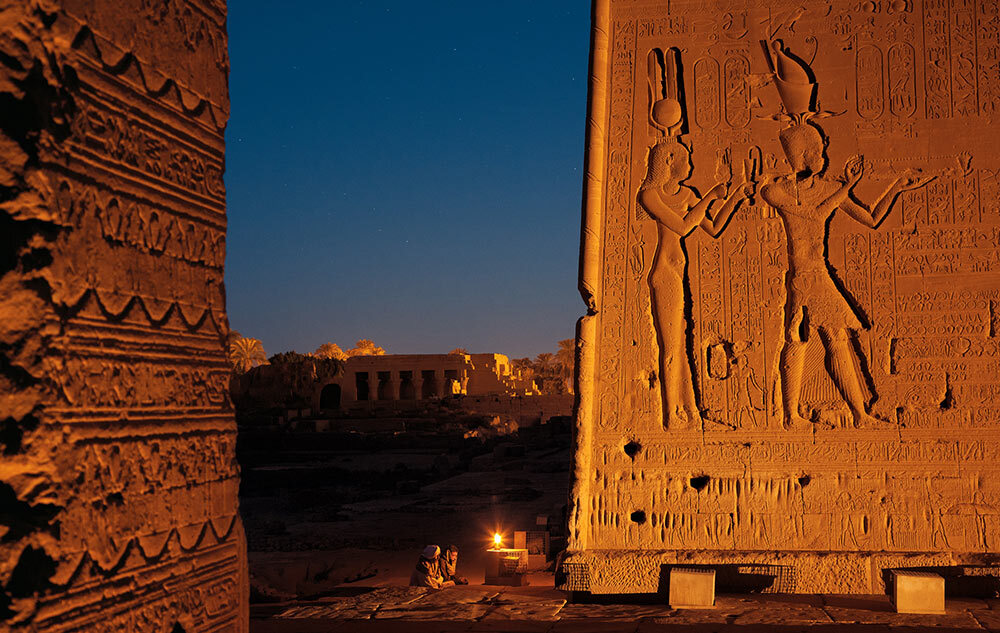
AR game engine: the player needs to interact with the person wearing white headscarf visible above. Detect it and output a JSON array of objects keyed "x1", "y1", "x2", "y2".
[{"x1": 409, "y1": 544, "x2": 454, "y2": 588}]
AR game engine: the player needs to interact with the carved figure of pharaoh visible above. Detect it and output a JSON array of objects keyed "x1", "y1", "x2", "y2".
[{"x1": 759, "y1": 40, "x2": 933, "y2": 429}]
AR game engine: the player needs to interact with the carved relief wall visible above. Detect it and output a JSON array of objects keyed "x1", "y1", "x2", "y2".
[
  {"x1": 568, "y1": 0, "x2": 1000, "y2": 594},
  {"x1": 0, "y1": 1, "x2": 246, "y2": 630}
]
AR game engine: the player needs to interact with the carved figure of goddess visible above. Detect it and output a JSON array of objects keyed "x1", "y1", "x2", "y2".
[
  {"x1": 761, "y1": 122, "x2": 932, "y2": 429},
  {"x1": 638, "y1": 139, "x2": 750, "y2": 429}
]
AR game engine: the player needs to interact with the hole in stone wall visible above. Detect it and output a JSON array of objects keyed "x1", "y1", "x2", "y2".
[
  {"x1": 0, "y1": 418, "x2": 24, "y2": 455},
  {"x1": 0, "y1": 482, "x2": 59, "y2": 543},
  {"x1": 623, "y1": 441, "x2": 641, "y2": 460},
  {"x1": 798, "y1": 475, "x2": 811, "y2": 488},
  {"x1": 630, "y1": 510, "x2": 646, "y2": 524},
  {"x1": 5, "y1": 546, "x2": 56, "y2": 601},
  {"x1": 940, "y1": 382, "x2": 954, "y2": 410},
  {"x1": 689, "y1": 475, "x2": 710, "y2": 491}
]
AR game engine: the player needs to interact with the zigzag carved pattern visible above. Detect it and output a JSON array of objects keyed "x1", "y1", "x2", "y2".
[
  {"x1": 51, "y1": 514, "x2": 238, "y2": 588},
  {"x1": 66, "y1": 22, "x2": 226, "y2": 133},
  {"x1": 67, "y1": 287, "x2": 225, "y2": 336}
]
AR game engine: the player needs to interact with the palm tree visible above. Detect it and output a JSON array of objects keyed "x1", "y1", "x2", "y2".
[
  {"x1": 314, "y1": 342, "x2": 348, "y2": 360},
  {"x1": 229, "y1": 336, "x2": 267, "y2": 373},
  {"x1": 535, "y1": 352, "x2": 555, "y2": 369},
  {"x1": 556, "y1": 338, "x2": 575, "y2": 394},
  {"x1": 348, "y1": 339, "x2": 386, "y2": 357}
]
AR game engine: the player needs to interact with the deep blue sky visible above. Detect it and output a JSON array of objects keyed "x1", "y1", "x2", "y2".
[{"x1": 224, "y1": 1, "x2": 589, "y2": 359}]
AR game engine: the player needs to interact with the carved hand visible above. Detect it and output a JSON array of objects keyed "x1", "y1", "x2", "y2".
[
  {"x1": 895, "y1": 170, "x2": 935, "y2": 192},
  {"x1": 844, "y1": 155, "x2": 864, "y2": 185},
  {"x1": 707, "y1": 183, "x2": 727, "y2": 200}
]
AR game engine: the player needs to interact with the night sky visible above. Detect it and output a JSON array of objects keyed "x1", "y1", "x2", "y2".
[{"x1": 224, "y1": 2, "x2": 590, "y2": 359}]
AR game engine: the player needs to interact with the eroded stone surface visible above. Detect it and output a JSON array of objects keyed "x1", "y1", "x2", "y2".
[
  {"x1": 253, "y1": 588, "x2": 1000, "y2": 631},
  {"x1": 567, "y1": 0, "x2": 1000, "y2": 594},
  {"x1": 0, "y1": 1, "x2": 244, "y2": 630}
]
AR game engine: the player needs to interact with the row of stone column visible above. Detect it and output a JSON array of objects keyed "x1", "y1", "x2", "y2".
[{"x1": 348, "y1": 369, "x2": 469, "y2": 403}]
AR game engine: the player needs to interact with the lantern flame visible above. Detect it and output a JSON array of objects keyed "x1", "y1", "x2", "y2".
[{"x1": 493, "y1": 532, "x2": 502, "y2": 548}]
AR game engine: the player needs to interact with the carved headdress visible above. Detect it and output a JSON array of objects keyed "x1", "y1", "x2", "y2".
[
  {"x1": 760, "y1": 39, "x2": 816, "y2": 119},
  {"x1": 760, "y1": 39, "x2": 841, "y2": 124},
  {"x1": 639, "y1": 47, "x2": 693, "y2": 219},
  {"x1": 646, "y1": 47, "x2": 686, "y2": 140}
]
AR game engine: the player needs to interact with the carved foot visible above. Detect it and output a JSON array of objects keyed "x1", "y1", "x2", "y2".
[
  {"x1": 784, "y1": 414, "x2": 813, "y2": 431},
  {"x1": 666, "y1": 415, "x2": 692, "y2": 431},
  {"x1": 852, "y1": 411, "x2": 894, "y2": 429},
  {"x1": 702, "y1": 417, "x2": 736, "y2": 432}
]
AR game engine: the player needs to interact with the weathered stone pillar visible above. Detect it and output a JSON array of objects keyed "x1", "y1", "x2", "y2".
[
  {"x1": 0, "y1": 2, "x2": 246, "y2": 630},
  {"x1": 387, "y1": 372, "x2": 399, "y2": 400},
  {"x1": 344, "y1": 371, "x2": 359, "y2": 403},
  {"x1": 413, "y1": 372, "x2": 424, "y2": 401}
]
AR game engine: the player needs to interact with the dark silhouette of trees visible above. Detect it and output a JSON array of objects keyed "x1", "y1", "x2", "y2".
[{"x1": 511, "y1": 339, "x2": 575, "y2": 394}]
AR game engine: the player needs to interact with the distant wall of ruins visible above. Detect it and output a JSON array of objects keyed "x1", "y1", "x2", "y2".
[
  {"x1": 0, "y1": 1, "x2": 245, "y2": 630},
  {"x1": 567, "y1": 0, "x2": 1000, "y2": 594}
]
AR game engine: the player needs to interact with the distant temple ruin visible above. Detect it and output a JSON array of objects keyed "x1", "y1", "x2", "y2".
[
  {"x1": 327, "y1": 353, "x2": 539, "y2": 410},
  {"x1": 230, "y1": 352, "x2": 554, "y2": 422}
]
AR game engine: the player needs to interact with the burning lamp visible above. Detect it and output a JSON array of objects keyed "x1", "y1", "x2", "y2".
[{"x1": 484, "y1": 529, "x2": 528, "y2": 586}]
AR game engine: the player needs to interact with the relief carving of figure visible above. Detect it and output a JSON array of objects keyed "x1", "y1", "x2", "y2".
[
  {"x1": 639, "y1": 48, "x2": 751, "y2": 429},
  {"x1": 760, "y1": 40, "x2": 933, "y2": 429}
]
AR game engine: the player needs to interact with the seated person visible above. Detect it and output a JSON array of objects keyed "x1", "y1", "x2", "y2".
[
  {"x1": 438, "y1": 544, "x2": 469, "y2": 585},
  {"x1": 409, "y1": 545, "x2": 454, "y2": 589}
]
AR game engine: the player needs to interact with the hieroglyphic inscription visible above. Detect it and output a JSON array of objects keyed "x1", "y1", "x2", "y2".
[
  {"x1": 857, "y1": 45, "x2": 884, "y2": 120},
  {"x1": 923, "y1": 0, "x2": 952, "y2": 118},
  {"x1": 888, "y1": 43, "x2": 916, "y2": 117},
  {"x1": 950, "y1": 0, "x2": 978, "y2": 117},
  {"x1": 723, "y1": 54, "x2": 750, "y2": 127},
  {"x1": 694, "y1": 57, "x2": 721, "y2": 129},
  {"x1": 571, "y1": 0, "x2": 1000, "y2": 595},
  {"x1": 978, "y1": 0, "x2": 1000, "y2": 115},
  {"x1": 598, "y1": 19, "x2": 635, "y2": 439}
]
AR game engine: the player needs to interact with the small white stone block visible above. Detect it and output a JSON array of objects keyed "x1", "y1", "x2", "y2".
[
  {"x1": 892, "y1": 571, "x2": 945, "y2": 614},
  {"x1": 669, "y1": 567, "x2": 715, "y2": 608}
]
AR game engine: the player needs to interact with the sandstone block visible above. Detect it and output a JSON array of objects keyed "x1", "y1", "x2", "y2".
[
  {"x1": 892, "y1": 571, "x2": 945, "y2": 614},
  {"x1": 669, "y1": 567, "x2": 716, "y2": 609}
]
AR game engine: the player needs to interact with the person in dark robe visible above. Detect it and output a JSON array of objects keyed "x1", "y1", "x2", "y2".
[{"x1": 438, "y1": 544, "x2": 468, "y2": 585}]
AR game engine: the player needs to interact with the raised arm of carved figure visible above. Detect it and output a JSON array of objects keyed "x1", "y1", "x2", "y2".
[
  {"x1": 838, "y1": 164, "x2": 935, "y2": 229},
  {"x1": 638, "y1": 186, "x2": 710, "y2": 236},
  {"x1": 815, "y1": 155, "x2": 863, "y2": 218},
  {"x1": 701, "y1": 181, "x2": 753, "y2": 237}
]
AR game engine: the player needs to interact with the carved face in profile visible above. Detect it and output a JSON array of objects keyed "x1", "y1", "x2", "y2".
[
  {"x1": 646, "y1": 140, "x2": 692, "y2": 185},
  {"x1": 778, "y1": 123, "x2": 827, "y2": 178}
]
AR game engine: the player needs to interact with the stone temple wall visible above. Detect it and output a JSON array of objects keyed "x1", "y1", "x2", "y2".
[
  {"x1": 567, "y1": 0, "x2": 1000, "y2": 594},
  {"x1": 0, "y1": 1, "x2": 246, "y2": 630}
]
